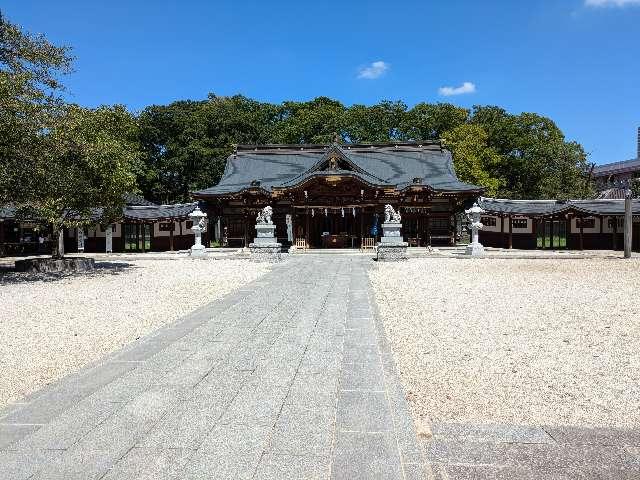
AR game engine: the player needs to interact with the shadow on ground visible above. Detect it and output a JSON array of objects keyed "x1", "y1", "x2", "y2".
[{"x1": 0, "y1": 261, "x2": 135, "y2": 284}]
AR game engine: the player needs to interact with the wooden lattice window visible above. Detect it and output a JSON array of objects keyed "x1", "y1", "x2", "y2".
[{"x1": 576, "y1": 218, "x2": 595, "y2": 229}]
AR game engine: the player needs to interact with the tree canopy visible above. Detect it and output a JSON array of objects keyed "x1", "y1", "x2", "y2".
[
  {"x1": 137, "y1": 95, "x2": 593, "y2": 203},
  {"x1": 1, "y1": 12, "x2": 141, "y2": 256}
]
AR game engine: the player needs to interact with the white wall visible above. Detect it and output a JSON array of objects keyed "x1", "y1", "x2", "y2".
[
  {"x1": 570, "y1": 217, "x2": 600, "y2": 234},
  {"x1": 480, "y1": 215, "x2": 502, "y2": 233},
  {"x1": 153, "y1": 221, "x2": 180, "y2": 237},
  {"x1": 510, "y1": 217, "x2": 532, "y2": 234},
  {"x1": 87, "y1": 224, "x2": 121, "y2": 238}
]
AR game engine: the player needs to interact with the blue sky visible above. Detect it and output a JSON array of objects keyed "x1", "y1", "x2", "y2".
[{"x1": 4, "y1": 0, "x2": 639, "y2": 165}]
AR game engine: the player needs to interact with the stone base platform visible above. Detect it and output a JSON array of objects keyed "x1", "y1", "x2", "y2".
[
  {"x1": 465, "y1": 242, "x2": 485, "y2": 257},
  {"x1": 15, "y1": 257, "x2": 96, "y2": 273},
  {"x1": 376, "y1": 242, "x2": 408, "y2": 262},
  {"x1": 249, "y1": 243, "x2": 282, "y2": 262}
]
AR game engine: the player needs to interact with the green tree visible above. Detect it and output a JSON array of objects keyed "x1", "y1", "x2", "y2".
[
  {"x1": 36, "y1": 105, "x2": 140, "y2": 257},
  {"x1": 273, "y1": 97, "x2": 346, "y2": 144},
  {"x1": 403, "y1": 102, "x2": 469, "y2": 141},
  {"x1": 0, "y1": 11, "x2": 72, "y2": 204},
  {"x1": 441, "y1": 124, "x2": 502, "y2": 196},
  {"x1": 138, "y1": 94, "x2": 280, "y2": 203},
  {"x1": 471, "y1": 106, "x2": 592, "y2": 199},
  {"x1": 343, "y1": 100, "x2": 408, "y2": 143}
]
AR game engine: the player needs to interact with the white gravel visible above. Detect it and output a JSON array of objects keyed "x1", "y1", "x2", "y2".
[
  {"x1": 370, "y1": 258, "x2": 640, "y2": 428},
  {"x1": 0, "y1": 258, "x2": 268, "y2": 408}
]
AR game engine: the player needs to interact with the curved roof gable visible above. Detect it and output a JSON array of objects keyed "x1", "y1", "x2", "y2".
[{"x1": 193, "y1": 142, "x2": 482, "y2": 197}]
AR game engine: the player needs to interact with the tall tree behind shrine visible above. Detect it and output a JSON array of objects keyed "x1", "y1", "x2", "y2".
[{"x1": 137, "y1": 96, "x2": 593, "y2": 203}]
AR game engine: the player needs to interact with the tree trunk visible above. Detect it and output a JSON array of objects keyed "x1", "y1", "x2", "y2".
[{"x1": 52, "y1": 227, "x2": 64, "y2": 258}]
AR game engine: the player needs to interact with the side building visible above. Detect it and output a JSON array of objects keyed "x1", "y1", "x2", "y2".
[
  {"x1": 0, "y1": 194, "x2": 201, "y2": 256},
  {"x1": 478, "y1": 197, "x2": 640, "y2": 251},
  {"x1": 193, "y1": 142, "x2": 483, "y2": 249}
]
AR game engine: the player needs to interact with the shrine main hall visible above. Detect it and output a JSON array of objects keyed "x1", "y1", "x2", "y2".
[{"x1": 193, "y1": 142, "x2": 483, "y2": 249}]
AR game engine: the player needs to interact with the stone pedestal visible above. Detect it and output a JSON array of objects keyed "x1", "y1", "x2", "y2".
[
  {"x1": 377, "y1": 222, "x2": 408, "y2": 262},
  {"x1": 465, "y1": 242, "x2": 485, "y2": 257},
  {"x1": 249, "y1": 223, "x2": 282, "y2": 262},
  {"x1": 190, "y1": 243, "x2": 206, "y2": 257},
  {"x1": 15, "y1": 257, "x2": 95, "y2": 273}
]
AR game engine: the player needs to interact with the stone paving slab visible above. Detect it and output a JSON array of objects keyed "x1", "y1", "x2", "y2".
[{"x1": 0, "y1": 256, "x2": 424, "y2": 479}]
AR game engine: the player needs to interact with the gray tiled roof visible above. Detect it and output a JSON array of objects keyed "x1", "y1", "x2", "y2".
[
  {"x1": 596, "y1": 188, "x2": 627, "y2": 200},
  {"x1": 593, "y1": 158, "x2": 640, "y2": 177},
  {"x1": 478, "y1": 197, "x2": 640, "y2": 216},
  {"x1": 122, "y1": 203, "x2": 198, "y2": 221},
  {"x1": 0, "y1": 197, "x2": 189, "y2": 223},
  {"x1": 193, "y1": 143, "x2": 482, "y2": 196},
  {"x1": 0, "y1": 205, "x2": 17, "y2": 219},
  {"x1": 124, "y1": 193, "x2": 157, "y2": 206}
]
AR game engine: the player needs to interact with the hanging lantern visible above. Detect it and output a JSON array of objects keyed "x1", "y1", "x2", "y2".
[
  {"x1": 311, "y1": 208, "x2": 315, "y2": 217},
  {"x1": 324, "y1": 208, "x2": 328, "y2": 217},
  {"x1": 341, "y1": 207, "x2": 345, "y2": 218},
  {"x1": 352, "y1": 207, "x2": 356, "y2": 217}
]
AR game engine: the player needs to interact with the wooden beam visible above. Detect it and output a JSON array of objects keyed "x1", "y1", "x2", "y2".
[
  {"x1": 624, "y1": 193, "x2": 632, "y2": 258},
  {"x1": 305, "y1": 207, "x2": 310, "y2": 247}
]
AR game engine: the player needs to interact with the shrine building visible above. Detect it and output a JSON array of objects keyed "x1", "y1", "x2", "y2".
[{"x1": 193, "y1": 142, "x2": 483, "y2": 249}]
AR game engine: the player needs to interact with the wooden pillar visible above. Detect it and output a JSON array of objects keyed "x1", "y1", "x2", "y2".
[
  {"x1": 169, "y1": 224, "x2": 174, "y2": 251},
  {"x1": 290, "y1": 204, "x2": 295, "y2": 245},
  {"x1": 452, "y1": 209, "x2": 457, "y2": 246},
  {"x1": 243, "y1": 212, "x2": 249, "y2": 248},
  {"x1": 500, "y1": 214, "x2": 506, "y2": 248},
  {"x1": 579, "y1": 216, "x2": 584, "y2": 251},
  {"x1": 550, "y1": 215, "x2": 554, "y2": 250},
  {"x1": 624, "y1": 193, "x2": 632, "y2": 258},
  {"x1": 508, "y1": 214, "x2": 513, "y2": 249},
  {"x1": 612, "y1": 217, "x2": 618, "y2": 250},
  {"x1": 0, "y1": 220, "x2": 4, "y2": 256},
  {"x1": 305, "y1": 208, "x2": 310, "y2": 247}
]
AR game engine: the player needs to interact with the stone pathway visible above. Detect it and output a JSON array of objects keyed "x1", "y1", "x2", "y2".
[
  {"x1": 424, "y1": 421, "x2": 640, "y2": 479},
  {"x1": 0, "y1": 256, "x2": 425, "y2": 479}
]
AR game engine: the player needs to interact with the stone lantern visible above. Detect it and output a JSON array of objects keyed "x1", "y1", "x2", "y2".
[
  {"x1": 189, "y1": 206, "x2": 207, "y2": 257},
  {"x1": 465, "y1": 202, "x2": 485, "y2": 256}
]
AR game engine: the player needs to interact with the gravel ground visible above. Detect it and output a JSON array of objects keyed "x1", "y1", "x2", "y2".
[
  {"x1": 370, "y1": 258, "x2": 640, "y2": 428},
  {"x1": 0, "y1": 258, "x2": 268, "y2": 408}
]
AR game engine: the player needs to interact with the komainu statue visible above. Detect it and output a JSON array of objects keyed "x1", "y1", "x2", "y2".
[
  {"x1": 384, "y1": 204, "x2": 401, "y2": 223},
  {"x1": 256, "y1": 205, "x2": 273, "y2": 224}
]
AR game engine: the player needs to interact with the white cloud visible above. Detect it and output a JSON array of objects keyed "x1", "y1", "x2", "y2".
[
  {"x1": 357, "y1": 61, "x2": 389, "y2": 80},
  {"x1": 585, "y1": 0, "x2": 640, "y2": 6},
  {"x1": 438, "y1": 81, "x2": 476, "y2": 97}
]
